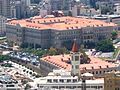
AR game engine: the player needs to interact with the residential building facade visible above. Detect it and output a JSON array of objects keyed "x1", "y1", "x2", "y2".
[
  {"x1": 0, "y1": 16, "x2": 6, "y2": 36},
  {"x1": 104, "y1": 72, "x2": 120, "y2": 90},
  {"x1": 72, "y1": 4, "x2": 100, "y2": 17},
  {"x1": 28, "y1": 69, "x2": 104, "y2": 90},
  {"x1": 0, "y1": 0, "x2": 13, "y2": 18}
]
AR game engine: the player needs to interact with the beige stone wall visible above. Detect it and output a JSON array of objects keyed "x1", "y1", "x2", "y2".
[{"x1": 6, "y1": 23, "x2": 117, "y2": 48}]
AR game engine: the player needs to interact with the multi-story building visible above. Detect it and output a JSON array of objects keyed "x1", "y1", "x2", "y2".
[
  {"x1": 115, "y1": 3, "x2": 120, "y2": 14},
  {"x1": 80, "y1": 0, "x2": 97, "y2": 8},
  {"x1": 6, "y1": 16, "x2": 117, "y2": 49},
  {"x1": 0, "y1": 0, "x2": 33, "y2": 19},
  {"x1": 0, "y1": 16, "x2": 6, "y2": 36},
  {"x1": 50, "y1": 0, "x2": 70, "y2": 11},
  {"x1": 39, "y1": 0, "x2": 72, "y2": 15},
  {"x1": 29, "y1": 69, "x2": 104, "y2": 90},
  {"x1": 0, "y1": 0, "x2": 13, "y2": 18},
  {"x1": 40, "y1": 54, "x2": 118, "y2": 77},
  {"x1": 104, "y1": 71, "x2": 120, "y2": 90},
  {"x1": 72, "y1": 4, "x2": 100, "y2": 17}
]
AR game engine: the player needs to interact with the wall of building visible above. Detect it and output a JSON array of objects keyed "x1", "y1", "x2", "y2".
[
  {"x1": 104, "y1": 72, "x2": 120, "y2": 90},
  {"x1": 0, "y1": 16, "x2": 6, "y2": 36},
  {"x1": 6, "y1": 22, "x2": 117, "y2": 48},
  {"x1": 0, "y1": 0, "x2": 12, "y2": 18},
  {"x1": 40, "y1": 59, "x2": 59, "y2": 73}
]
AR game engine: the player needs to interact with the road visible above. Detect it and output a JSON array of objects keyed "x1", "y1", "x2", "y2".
[{"x1": 10, "y1": 57, "x2": 48, "y2": 77}]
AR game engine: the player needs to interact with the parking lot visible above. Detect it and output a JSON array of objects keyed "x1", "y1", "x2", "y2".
[{"x1": 8, "y1": 51, "x2": 48, "y2": 76}]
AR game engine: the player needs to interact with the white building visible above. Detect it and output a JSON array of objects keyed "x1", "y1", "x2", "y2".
[
  {"x1": 115, "y1": 3, "x2": 120, "y2": 14},
  {"x1": 29, "y1": 69, "x2": 104, "y2": 90},
  {"x1": 24, "y1": 0, "x2": 31, "y2": 6},
  {"x1": 72, "y1": 5, "x2": 100, "y2": 17},
  {"x1": 0, "y1": 16, "x2": 6, "y2": 36}
]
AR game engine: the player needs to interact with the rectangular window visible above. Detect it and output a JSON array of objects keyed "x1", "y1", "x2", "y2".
[
  {"x1": 67, "y1": 79, "x2": 71, "y2": 83},
  {"x1": 73, "y1": 79, "x2": 77, "y2": 82},
  {"x1": 59, "y1": 79, "x2": 64, "y2": 83},
  {"x1": 91, "y1": 86, "x2": 97, "y2": 89},
  {"x1": 77, "y1": 86, "x2": 82, "y2": 88},
  {"x1": 75, "y1": 65, "x2": 79, "y2": 69},
  {"x1": 6, "y1": 85, "x2": 14, "y2": 87},
  {"x1": 59, "y1": 86, "x2": 65, "y2": 89},
  {"x1": 53, "y1": 79, "x2": 58, "y2": 83},
  {"x1": 75, "y1": 56, "x2": 79, "y2": 61},
  {"x1": 47, "y1": 79, "x2": 52, "y2": 83},
  {"x1": 98, "y1": 86, "x2": 103, "y2": 88},
  {"x1": 52, "y1": 86, "x2": 58, "y2": 88},
  {"x1": 66, "y1": 86, "x2": 71, "y2": 88}
]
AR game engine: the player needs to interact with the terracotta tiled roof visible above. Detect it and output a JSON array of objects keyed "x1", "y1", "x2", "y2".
[
  {"x1": 41, "y1": 55, "x2": 117, "y2": 72},
  {"x1": 7, "y1": 16, "x2": 116, "y2": 30},
  {"x1": 72, "y1": 40, "x2": 78, "y2": 52}
]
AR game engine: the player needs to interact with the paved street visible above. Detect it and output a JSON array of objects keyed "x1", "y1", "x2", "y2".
[{"x1": 10, "y1": 57, "x2": 48, "y2": 77}]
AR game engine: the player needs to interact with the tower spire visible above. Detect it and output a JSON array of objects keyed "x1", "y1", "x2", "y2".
[
  {"x1": 71, "y1": 39, "x2": 80, "y2": 79},
  {"x1": 72, "y1": 39, "x2": 78, "y2": 52}
]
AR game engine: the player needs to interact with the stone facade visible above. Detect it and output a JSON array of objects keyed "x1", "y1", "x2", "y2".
[{"x1": 6, "y1": 17, "x2": 117, "y2": 49}]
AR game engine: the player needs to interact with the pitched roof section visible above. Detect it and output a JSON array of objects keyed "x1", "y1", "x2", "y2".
[
  {"x1": 41, "y1": 55, "x2": 117, "y2": 72},
  {"x1": 72, "y1": 40, "x2": 78, "y2": 52}
]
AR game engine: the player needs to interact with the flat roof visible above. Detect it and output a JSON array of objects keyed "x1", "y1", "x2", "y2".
[{"x1": 7, "y1": 16, "x2": 116, "y2": 31}]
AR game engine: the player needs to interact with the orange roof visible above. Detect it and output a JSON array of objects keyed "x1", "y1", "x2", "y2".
[
  {"x1": 7, "y1": 16, "x2": 116, "y2": 31},
  {"x1": 41, "y1": 55, "x2": 117, "y2": 72},
  {"x1": 72, "y1": 40, "x2": 78, "y2": 52}
]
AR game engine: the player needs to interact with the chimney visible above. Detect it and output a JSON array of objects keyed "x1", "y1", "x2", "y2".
[
  {"x1": 106, "y1": 65, "x2": 109, "y2": 68},
  {"x1": 91, "y1": 66, "x2": 94, "y2": 69},
  {"x1": 99, "y1": 66, "x2": 102, "y2": 69},
  {"x1": 61, "y1": 58, "x2": 63, "y2": 61},
  {"x1": 48, "y1": 56, "x2": 50, "y2": 59},
  {"x1": 76, "y1": 21, "x2": 78, "y2": 24}
]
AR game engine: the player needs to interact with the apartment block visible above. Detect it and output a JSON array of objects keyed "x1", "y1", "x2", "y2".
[
  {"x1": 104, "y1": 72, "x2": 120, "y2": 90},
  {"x1": 0, "y1": 0, "x2": 12, "y2": 18},
  {"x1": 0, "y1": 16, "x2": 6, "y2": 36}
]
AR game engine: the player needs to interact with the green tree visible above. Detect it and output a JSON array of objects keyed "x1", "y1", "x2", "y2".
[
  {"x1": 79, "y1": 45, "x2": 90, "y2": 64},
  {"x1": 57, "y1": 47, "x2": 69, "y2": 54},
  {"x1": 0, "y1": 55, "x2": 10, "y2": 62},
  {"x1": 95, "y1": 39, "x2": 114, "y2": 52},
  {"x1": 111, "y1": 30, "x2": 118, "y2": 40},
  {"x1": 48, "y1": 47, "x2": 57, "y2": 55}
]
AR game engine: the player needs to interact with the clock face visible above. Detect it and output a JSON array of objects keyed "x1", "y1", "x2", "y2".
[{"x1": 75, "y1": 56, "x2": 79, "y2": 61}]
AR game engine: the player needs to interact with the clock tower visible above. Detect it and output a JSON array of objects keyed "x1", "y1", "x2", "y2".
[{"x1": 71, "y1": 40, "x2": 81, "y2": 77}]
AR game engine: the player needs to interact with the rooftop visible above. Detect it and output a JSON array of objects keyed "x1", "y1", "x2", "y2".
[
  {"x1": 7, "y1": 16, "x2": 116, "y2": 30},
  {"x1": 41, "y1": 55, "x2": 117, "y2": 71}
]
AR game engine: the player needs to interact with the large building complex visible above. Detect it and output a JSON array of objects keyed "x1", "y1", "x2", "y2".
[
  {"x1": 29, "y1": 44, "x2": 105, "y2": 90},
  {"x1": 6, "y1": 16, "x2": 117, "y2": 49},
  {"x1": 40, "y1": 54, "x2": 118, "y2": 77}
]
